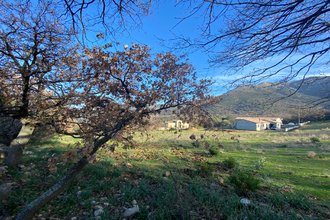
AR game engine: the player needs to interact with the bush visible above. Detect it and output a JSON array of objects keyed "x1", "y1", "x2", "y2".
[
  {"x1": 223, "y1": 157, "x2": 239, "y2": 169},
  {"x1": 253, "y1": 157, "x2": 266, "y2": 170},
  {"x1": 228, "y1": 171, "x2": 262, "y2": 193},
  {"x1": 209, "y1": 146, "x2": 220, "y2": 155},
  {"x1": 307, "y1": 151, "x2": 316, "y2": 158},
  {"x1": 310, "y1": 137, "x2": 320, "y2": 143},
  {"x1": 196, "y1": 161, "x2": 214, "y2": 177},
  {"x1": 191, "y1": 139, "x2": 200, "y2": 148}
]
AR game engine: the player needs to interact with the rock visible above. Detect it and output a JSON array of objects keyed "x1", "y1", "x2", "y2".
[
  {"x1": 18, "y1": 164, "x2": 25, "y2": 169},
  {"x1": 163, "y1": 171, "x2": 170, "y2": 177},
  {"x1": 25, "y1": 151, "x2": 33, "y2": 155},
  {"x1": 240, "y1": 198, "x2": 250, "y2": 205},
  {"x1": 0, "y1": 166, "x2": 7, "y2": 175},
  {"x1": 94, "y1": 205, "x2": 103, "y2": 210},
  {"x1": 148, "y1": 211, "x2": 154, "y2": 219},
  {"x1": 218, "y1": 177, "x2": 224, "y2": 184},
  {"x1": 91, "y1": 200, "x2": 96, "y2": 204},
  {"x1": 77, "y1": 191, "x2": 82, "y2": 195},
  {"x1": 0, "y1": 183, "x2": 12, "y2": 199},
  {"x1": 123, "y1": 205, "x2": 139, "y2": 218},
  {"x1": 95, "y1": 216, "x2": 101, "y2": 220},
  {"x1": 104, "y1": 202, "x2": 110, "y2": 206},
  {"x1": 71, "y1": 217, "x2": 77, "y2": 220},
  {"x1": 132, "y1": 200, "x2": 137, "y2": 205},
  {"x1": 82, "y1": 212, "x2": 89, "y2": 216},
  {"x1": 94, "y1": 209, "x2": 104, "y2": 217},
  {"x1": 126, "y1": 163, "x2": 133, "y2": 168}
]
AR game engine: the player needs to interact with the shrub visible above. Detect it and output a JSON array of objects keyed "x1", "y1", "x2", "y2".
[
  {"x1": 253, "y1": 156, "x2": 266, "y2": 170},
  {"x1": 256, "y1": 149, "x2": 265, "y2": 154},
  {"x1": 209, "y1": 146, "x2": 220, "y2": 155},
  {"x1": 228, "y1": 171, "x2": 262, "y2": 193},
  {"x1": 223, "y1": 157, "x2": 239, "y2": 169},
  {"x1": 196, "y1": 161, "x2": 214, "y2": 177},
  {"x1": 191, "y1": 139, "x2": 200, "y2": 148},
  {"x1": 310, "y1": 137, "x2": 320, "y2": 143},
  {"x1": 307, "y1": 151, "x2": 316, "y2": 158}
]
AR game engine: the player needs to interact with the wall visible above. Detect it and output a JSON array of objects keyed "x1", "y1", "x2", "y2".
[{"x1": 235, "y1": 120, "x2": 258, "y2": 131}]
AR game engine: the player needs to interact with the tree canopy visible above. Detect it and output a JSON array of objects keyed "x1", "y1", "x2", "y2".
[
  {"x1": 0, "y1": 0, "x2": 76, "y2": 119},
  {"x1": 62, "y1": 0, "x2": 153, "y2": 37},
  {"x1": 15, "y1": 41, "x2": 220, "y2": 220},
  {"x1": 172, "y1": 0, "x2": 330, "y2": 85},
  {"x1": 0, "y1": 0, "x2": 81, "y2": 167}
]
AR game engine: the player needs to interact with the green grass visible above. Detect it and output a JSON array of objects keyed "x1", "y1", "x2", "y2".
[{"x1": 1, "y1": 121, "x2": 330, "y2": 219}]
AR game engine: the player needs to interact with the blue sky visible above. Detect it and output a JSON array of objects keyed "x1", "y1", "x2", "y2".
[
  {"x1": 85, "y1": 1, "x2": 330, "y2": 96},
  {"x1": 85, "y1": 1, "x2": 231, "y2": 95}
]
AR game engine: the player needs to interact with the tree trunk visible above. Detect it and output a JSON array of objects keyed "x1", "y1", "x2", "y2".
[
  {"x1": 16, "y1": 155, "x2": 90, "y2": 220},
  {"x1": 16, "y1": 115, "x2": 134, "y2": 219},
  {"x1": 16, "y1": 135, "x2": 107, "y2": 220},
  {"x1": 6, "y1": 119, "x2": 36, "y2": 168}
]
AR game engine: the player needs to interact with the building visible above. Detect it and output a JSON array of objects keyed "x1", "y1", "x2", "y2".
[
  {"x1": 164, "y1": 120, "x2": 189, "y2": 129},
  {"x1": 232, "y1": 117, "x2": 282, "y2": 131}
]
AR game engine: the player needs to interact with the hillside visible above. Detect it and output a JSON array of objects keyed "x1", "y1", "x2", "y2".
[{"x1": 206, "y1": 77, "x2": 330, "y2": 117}]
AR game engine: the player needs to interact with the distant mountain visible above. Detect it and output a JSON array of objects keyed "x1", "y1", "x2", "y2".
[
  {"x1": 206, "y1": 77, "x2": 330, "y2": 117},
  {"x1": 286, "y1": 77, "x2": 330, "y2": 98}
]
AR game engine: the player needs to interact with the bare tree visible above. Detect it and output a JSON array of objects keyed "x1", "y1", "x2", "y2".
[
  {"x1": 171, "y1": 0, "x2": 330, "y2": 86},
  {"x1": 61, "y1": 0, "x2": 153, "y2": 37}
]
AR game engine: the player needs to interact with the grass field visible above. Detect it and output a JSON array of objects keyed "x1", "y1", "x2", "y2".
[{"x1": 1, "y1": 121, "x2": 330, "y2": 219}]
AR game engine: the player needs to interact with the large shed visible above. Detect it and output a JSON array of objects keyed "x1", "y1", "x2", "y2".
[{"x1": 232, "y1": 117, "x2": 282, "y2": 131}]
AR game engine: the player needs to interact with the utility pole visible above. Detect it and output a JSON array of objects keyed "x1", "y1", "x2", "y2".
[{"x1": 298, "y1": 107, "x2": 301, "y2": 125}]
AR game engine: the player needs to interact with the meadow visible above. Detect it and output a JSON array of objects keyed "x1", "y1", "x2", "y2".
[{"x1": 1, "y1": 121, "x2": 330, "y2": 219}]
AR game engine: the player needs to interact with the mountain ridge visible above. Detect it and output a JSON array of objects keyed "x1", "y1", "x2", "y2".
[{"x1": 206, "y1": 76, "x2": 330, "y2": 117}]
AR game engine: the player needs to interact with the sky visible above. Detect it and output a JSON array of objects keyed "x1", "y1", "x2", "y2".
[
  {"x1": 84, "y1": 1, "x2": 330, "y2": 96},
  {"x1": 85, "y1": 1, "x2": 231, "y2": 95}
]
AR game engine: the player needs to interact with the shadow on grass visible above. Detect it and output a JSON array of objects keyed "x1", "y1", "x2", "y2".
[{"x1": 2, "y1": 127, "x2": 330, "y2": 219}]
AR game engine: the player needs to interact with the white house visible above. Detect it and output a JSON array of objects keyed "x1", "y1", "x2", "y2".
[
  {"x1": 164, "y1": 120, "x2": 189, "y2": 129},
  {"x1": 232, "y1": 117, "x2": 282, "y2": 131}
]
